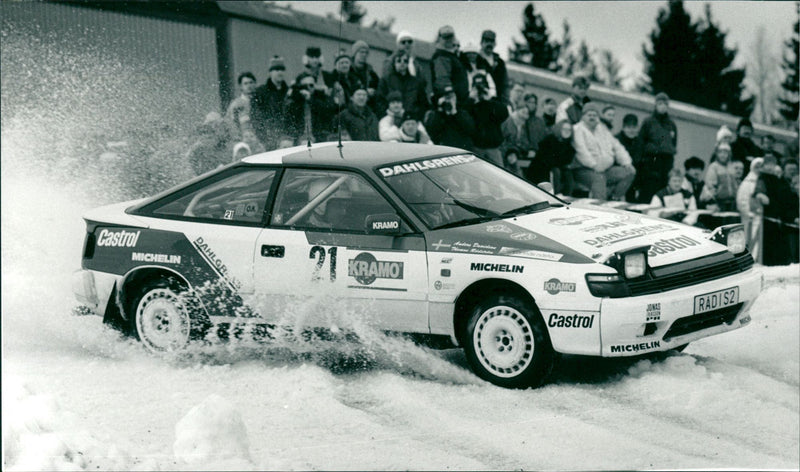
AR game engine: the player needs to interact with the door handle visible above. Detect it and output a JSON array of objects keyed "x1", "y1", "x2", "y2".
[{"x1": 261, "y1": 245, "x2": 284, "y2": 258}]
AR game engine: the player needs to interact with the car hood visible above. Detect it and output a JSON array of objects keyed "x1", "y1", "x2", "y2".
[
  {"x1": 427, "y1": 204, "x2": 727, "y2": 266},
  {"x1": 83, "y1": 199, "x2": 150, "y2": 228}
]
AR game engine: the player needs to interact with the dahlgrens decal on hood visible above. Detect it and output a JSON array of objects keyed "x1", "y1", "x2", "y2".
[{"x1": 428, "y1": 205, "x2": 726, "y2": 266}]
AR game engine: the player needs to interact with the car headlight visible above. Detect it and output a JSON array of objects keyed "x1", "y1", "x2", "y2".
[
  {"x1": 709, "y1": 224, "x2": 747, "y2": 254},
  {"x1": 623, "y1": 252, "x2": 646, "y2": 279}
]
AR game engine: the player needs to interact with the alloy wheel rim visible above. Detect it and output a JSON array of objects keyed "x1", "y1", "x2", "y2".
[
  {"x1": 136, "y1": 288, "x2": 190, "y2": 352},
  {"x1": 473, "y1": 305, "x2": 534, "y2": 378}
]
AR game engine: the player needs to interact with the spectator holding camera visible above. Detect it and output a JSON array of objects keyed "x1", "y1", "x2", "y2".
[
  {"x1": 424, "y1": 85, "x2": 476, "y2": 151},
  {"x1": 571, "y1": 103, "x2": 635, "y2": 201},
  {"x1": 460, "y1": 42, "x2": 497, "y2": 98},
  {"x1": 282, "y1": 72, "x2": 336, "y2": 146},
  {"x1": 468, "y1": 73, "x2": 509, "y2": 168}
]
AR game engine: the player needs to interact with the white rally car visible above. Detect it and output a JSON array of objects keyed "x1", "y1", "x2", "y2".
[{"x1": 73, "y1": 142, "x2": 762, "y2": 388}]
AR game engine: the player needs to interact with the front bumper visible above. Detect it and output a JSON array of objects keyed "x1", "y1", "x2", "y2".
[
  {"x1": 72, "y1": 269, "x2": 118, "y2": 314},
  {"x1": 599, "y1": 268, "x2": 762, "y2": 356}
]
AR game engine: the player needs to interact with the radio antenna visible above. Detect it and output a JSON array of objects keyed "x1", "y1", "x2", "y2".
[{"x1": 336, "y1": 0, "x2": 344, "y2": 157}]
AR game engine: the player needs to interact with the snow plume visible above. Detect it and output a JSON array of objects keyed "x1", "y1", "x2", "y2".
[{"x1": 173, "y1": 394, "x2": 254, "y2": 470}]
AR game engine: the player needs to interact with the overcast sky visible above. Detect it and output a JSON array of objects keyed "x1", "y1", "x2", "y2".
[{"x1": 281, "y1": 1, "x2": 797, "y2": 88}]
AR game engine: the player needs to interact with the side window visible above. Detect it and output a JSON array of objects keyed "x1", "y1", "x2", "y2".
[
  {"x1": 271, "y1": 169, "x2": 397, "y2": 232},
  {"x1": 149, "y1": 169, "x2": 276, "y2": 224}
]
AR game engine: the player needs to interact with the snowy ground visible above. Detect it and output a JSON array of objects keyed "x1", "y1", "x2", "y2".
[{"x1": 2, "y1": 164, "x2": 798, "y2": 471}]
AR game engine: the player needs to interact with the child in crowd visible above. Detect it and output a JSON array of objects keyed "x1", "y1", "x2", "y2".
[
  {"x1": 648, "y1": 168, "x2": 698, "y2": 225},
  {"x1": 700, "y1": 142, "x2": 738, "y2": 212}
]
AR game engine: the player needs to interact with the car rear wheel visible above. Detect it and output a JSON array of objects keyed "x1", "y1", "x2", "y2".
[
  {"x1": 130, "y1": 278, "x2": 208, "y2": 352},
  {"x1": 463, "y1": 294, "x2": 556, "y2": 388}
]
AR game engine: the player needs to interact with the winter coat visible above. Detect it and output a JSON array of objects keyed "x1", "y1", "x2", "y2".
[
  {"x1": 469, "y1": 98, "x2": 509, "y2": 148},
  {"x1": 323, "y1": 70, "x2": 363, "y2": 105},
  {"x1": 475, "y1": 52, "x2": 509, "y2": 104},
  {"x1": 731, "y1": 137, "x2": 763, "y2": 173},
  {"x1": 378, "y1": 112, "x2": 403, "y2": 142},
  {"x1": 572, "y1": 122, "x2": 632, "y2": 172},
  {"x1": 555, "y1": 95, "x2": 589, "y2": 125},
  {"x1": 424, "y1": 108, "x2": 476, "y2": 151},
  {"x1": 338, "y1": 104, "x2": 379, "y2": 142},
  {"x1": 616, "y1": 132, "x2": 643, "y2": 167},
  {"x1": 638, "y1": 112, "x2": 677, "y2": 157},
  {"x1": 736, "y1": 172, "x2": 761, "y2": 217},
  {"x1": 382, "y1": 51, "x2": 424, "y2": 78},
  {"x1": 524, "y1": 133, "x2": 575, "y2": 185},
  {"x1": 701, "y1": 161, "x2": 738, "y2": 206},
  {"x1": 251, "y1": 80, "x2": 289, "y2": 148},
  {"x1": 525, "y1": 115, "x2": 550, "y2": 152},
  {"x1": 282, "y1": 89, "x2": 337, "y2": 145},
  {"x1": 376, "y1": 70, "x2": 430, "y2": 118},
  {"x1": 430, "y1": 48, "x2": 469, "y2": 104}
]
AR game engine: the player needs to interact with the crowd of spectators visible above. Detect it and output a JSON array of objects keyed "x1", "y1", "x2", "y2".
[{"x1": 185, "y1": 24, "x2": 797, "y2": 265}]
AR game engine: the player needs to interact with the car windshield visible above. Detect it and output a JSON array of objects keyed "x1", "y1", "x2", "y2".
[{"x1": 378, "y1": 155, "x2": 562, "y2": 229}]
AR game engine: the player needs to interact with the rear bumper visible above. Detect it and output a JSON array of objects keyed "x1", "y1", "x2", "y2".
[
  {"x1": 72, "y1": 269, "x2": 119, "y2": 314},
  {"x1": 599, "y1": 268, "x2": 762, "y2": 356}
]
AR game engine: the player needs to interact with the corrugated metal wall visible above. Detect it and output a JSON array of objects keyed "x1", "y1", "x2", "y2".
[{"x1": 2, "y1": 2, "x2": 220, "y2": 125}]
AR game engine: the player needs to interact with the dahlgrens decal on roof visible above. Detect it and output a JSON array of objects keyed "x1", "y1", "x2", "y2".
[{"x1": 378, "y1": 155, "x2": 476, "y2": 177}]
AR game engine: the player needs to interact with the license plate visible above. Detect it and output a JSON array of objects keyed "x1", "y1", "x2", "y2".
[{"x1": 694, "y1": 287, "x2": 739, "y2": 314}]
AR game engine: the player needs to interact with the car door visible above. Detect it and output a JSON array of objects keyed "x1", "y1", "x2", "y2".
[{"x1": 253, "y1": 168, "x2": 429, "y2": 334}]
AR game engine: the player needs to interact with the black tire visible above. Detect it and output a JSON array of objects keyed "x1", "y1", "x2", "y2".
[
  {"x1": 462, "y1": 294, "x2": 556, "y2": 389},
  {"x1": 128, "y1": 277, "x2": 210, "y2": 352}
]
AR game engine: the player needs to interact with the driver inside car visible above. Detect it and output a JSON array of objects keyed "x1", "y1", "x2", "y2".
[{"x1": 393, "y1": 174, "x2": 454, "y2": 227}]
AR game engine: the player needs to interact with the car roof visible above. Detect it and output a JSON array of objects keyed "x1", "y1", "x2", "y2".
[{"x1": 242, "y1": 141, "x2": 468, "y2": 170}]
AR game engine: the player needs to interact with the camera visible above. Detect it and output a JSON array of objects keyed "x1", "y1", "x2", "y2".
[{"x1": 437, "y1": 96, "x2": 456, "y2": 114}]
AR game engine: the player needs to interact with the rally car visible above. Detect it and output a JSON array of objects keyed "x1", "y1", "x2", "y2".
[{"x1": 73, "y1": 142, "x2": 762, "y2": 388}]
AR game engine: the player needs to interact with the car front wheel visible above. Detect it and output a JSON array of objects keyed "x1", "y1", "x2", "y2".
[
  {"x1": 463, "y1": 294, "x2": 556, "y2": 388},
  {"x1": 130, "y1": 278, "x2": 207, "y2": 352}
]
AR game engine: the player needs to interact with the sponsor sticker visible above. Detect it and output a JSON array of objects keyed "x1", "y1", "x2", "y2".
[
  {"x1": 510, "y1": 232, "x2": 536, "y2": 241},
  {"x1": 548, "y1": 215, "x2": 596, "y2": 226},
  {"x1": 223, "y1": 209, "x2": 235, "y2": 220},
  {"x1": 547, "y1": 313, "x2": 595, "y2": 328},
  {"x1": 131, "y1": 252, "x2": 182, "y2": 264},
  {"x1": 434, "y1": 280, "x2": 442, "y2": 290},
  {"x1": 543, "y1": 278, "x2": 576, "y2": 295},
  {"x1": 647, "y1": 235, "x2": 701, "y2": 257},
  {"x1": 646, "y1": 302, "x2": 661, "y2": 322},
  {"x1": 431, "y1": 239, "x2": 451, "y2": 250},
  {"x1": 580, "y1": 221, "x2": 628, "y2": 233},
  {"x1": 348, "y1": 252, "x2": 404, "y2": 285},
  {"x1": 96, "y1": 229, "x2": 140, "y2": 248},
  {"x1": 470, "y1": 262, "x2": 523, "y2": 273},
  {"x1": 486, "y1": 224, "x2": 512, "y2": 233},
  {"x1": 193, "y1": 236, "x2": 243, "y2": 289},
  {"x1": 378, "y1": 155, "x2": 476, "y2": 177},
  {"x1": 610, "y1": 341, "x2": 661, "y2": 353},
  {"x1": 582, "y1": 224, "x2": 676, "y2": 247},
  {"x1": 372, "y1": 220, "x2": 399, "y2": 230},
  {"x1": 498, "y1": 247, "x2": 563, "y2": 261}
]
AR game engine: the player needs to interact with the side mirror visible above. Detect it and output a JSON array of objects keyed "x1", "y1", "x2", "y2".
[
  {"x1": 365, "y1": 213, "x2": 403, "y2": 235},
  {"x1": 538, "y1": 182, "x2": 554, "y2": 194}
]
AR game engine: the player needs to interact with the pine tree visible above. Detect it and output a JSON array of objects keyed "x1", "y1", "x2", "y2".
[
  {"x1": 508, "y1": 3, "x2": 559, "y2": 70},
  {"x1": 340, "y1": 0, "x2": 366, "y2": 25},
  {"x1": 555, "y1": 20, "x2": 575, "y2": 75},
  {"x1": 641, "y1": 0, "x2": 698, "y2": 100},
  {"x1": 572, "y1": 41, "x2": 599, "y2": 83},
  {"x1": 694, "y1": 4, "x2": 753, "y2": 117},
  {"x1": 596, "y1": 49, "x2": 623, "y2": 88},
  {"x1": 779, "y1": 2, "x2": 799, "y2": 122}
]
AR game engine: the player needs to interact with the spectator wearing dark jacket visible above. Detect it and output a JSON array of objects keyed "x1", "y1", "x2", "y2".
[
  {"x1": 424, "y1": 85, "x2": 476, "y2": 151},
  {"x1": 337, "y1": 86, "x2": 379, "y2": 142},
  {"x1": 682, "y1": 156, "x2": 706, "y2": 209},
  {"x1": 556, "y1": 76, "x2": 591, "y2": 124},
  {"x1": 541, "y1": 98, "x2": 557, "y2": 128},
  {"x1": 637, "y1": 92, "x2": 678, "y2": 203},
  {"x1": 756, "y1": 155, "x2": 796, "y2": 265},
  {"x1": 430, "y1": 25, "x2": 469, "y2": 105},
  {"x1": 282, "y1": 72, "x2": 337, "y2": 146},
  {"x1": 525, "y1": 120, "x2": 575, "y2": 194},
  {"x1": 251, "y1": 56, "x2": 289, "y2": 150},
  {"x1": 302, "y1": 47, "x2": 328, "y2": 94},
  {"x1": 377, "y1": 49, "x2": 429, "y2": 118},
  {"x1": 382, "y1": 31, "x2": 425, "y2": 80},
  {"x1": 616, "y1": 113, "x2": 643, "y2": 202},
  {"x1": 468, "y1": 73, "x2": 509, "y2": 168},
  {"x1": 348, "y1": 40, "x2": 381, "y2": 115},
  {"x1": 523, "y1": 93, "x2": 550, "y2": 155},
  {"x1": 731, "y1": 118, "x2": 763, "y2": 174},
  {"x1": 323, "y1": 51, "x2": 362, "y2": 107},
  {"x1": 476, "y1": 29, "x2": 509, "y2": 104},
  {"x1": 500, "y1": 105, "x2": 531, "y2": 176}
]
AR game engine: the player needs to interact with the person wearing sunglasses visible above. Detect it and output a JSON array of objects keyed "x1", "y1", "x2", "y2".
[
  {"x1": 377, "y1": 49, "x2": 430, "y2": 119},
  {"x1": 476, "y1": 30, "x2": 509, "y2": 105}
]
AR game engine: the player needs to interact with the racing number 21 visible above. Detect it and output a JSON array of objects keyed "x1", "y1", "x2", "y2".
[{"x1": 309, "y1": 246, "x2": 337, "y2": 282}]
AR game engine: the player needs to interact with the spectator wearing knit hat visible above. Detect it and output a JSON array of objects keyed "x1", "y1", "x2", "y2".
[
  {"x1": 396, "y1": 111, "x2": 432, "y2": 144},
  {"x1": 282, "y1": 72, "x2": 337, "y2": 146},
  {"x1": 348, "y1": 40, "x2": 381, "y2": 115},
  {"x1": 430, "y1": 25, "x2": 469, "y2": 105},
  {"x1": 571, "y1": 102, "x2": 636, "y2": 200},
  {"x1": 636, "y1": 92, "x2": 677, "y2": 203},
  {"x1": 731, "y1": 118, "x2": 763, "y2": 174},
  {"x1": 476, "y1": 29, "x2": 509, "y2": 105},
  {"x1": 700, "y1": 142, "x2": 738, "y2": 212},
  {"x1": 323, "y1": 49, "x2": 362, "y2": 107},
  {"x1": 376, "y1": 49, "x2": 429, "y2": 119},
  {"x1": 337, "y1": 84, "x2": 379, "y2": 142},
  {"x1": 251, "y1": 56, "x2": 289, "y2": 150},
  {"x1": 302, "y1": 46, "x2": 328, "y2": 95},
  {"x1": 556, "y1": 76, "x2": 591, "y2": 125}
]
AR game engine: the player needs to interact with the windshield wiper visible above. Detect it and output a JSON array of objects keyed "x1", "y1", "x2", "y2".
[
  {"x1": 501, "y1": 201, "x2": 551, "y2": 216},
  {"x1": 432, "y1": 215, "x2": 502, "y2": 230}
]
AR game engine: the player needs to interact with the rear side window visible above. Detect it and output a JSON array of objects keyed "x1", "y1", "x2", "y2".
[{"x1": 148, "y1": 169, "x2": 276, "y2": 224}]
